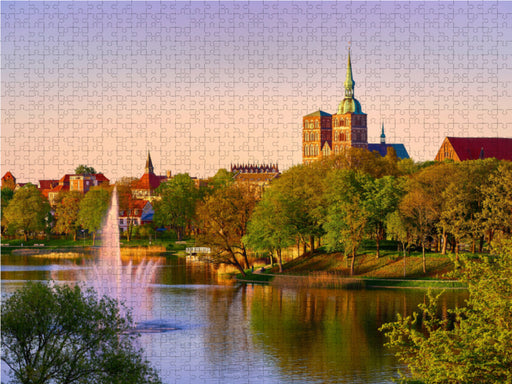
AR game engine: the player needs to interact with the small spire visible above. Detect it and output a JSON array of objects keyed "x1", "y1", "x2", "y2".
[
  {"x1": 145, "y1": 150, "x2": 154, "y2": 174},
  {"x1": 380, "y1": 122, "x2": 386, "y2": 144}
]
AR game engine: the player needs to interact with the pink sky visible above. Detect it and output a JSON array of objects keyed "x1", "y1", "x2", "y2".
[{"x1": 2, "y1": 1, "x2": 511, "y2": 183}]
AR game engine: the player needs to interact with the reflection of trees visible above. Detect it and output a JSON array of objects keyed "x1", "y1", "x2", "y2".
[{"x1": 249, "y1": 287, "x2": 467, "y2": 383}]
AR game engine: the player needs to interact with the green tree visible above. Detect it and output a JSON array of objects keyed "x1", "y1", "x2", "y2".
[
  {"x1": 195, "y1": 182, "x2": 257, "y2": 275},
  {"x1": 244, "y1": 188, "x2": 296, "y2": 272},
  {"x1": 75, "y1": 165, "x2": 97, "y2": 175},
  {"x1": 3, "y1": 184, "x2": 50, "y2": 241},
  {"x1": 153, "y1": 173, "x2": 200, "y2": 240},
  {"x1": 53, "y1": 191, "x2": 83, "y2": 241},
  {"x1": 1, "y1": 187, "x2": 14, "y2": 233},
  {"x1": 78, "y1": 187, "x2": 110, "y2": 245},
  {"x1": 399, "y1": 188, "x2": 437, "y2": 273},
  {"x1": 481, "y1": 162, "x2": 512, "y2": 241},
  {"x1": 207, "y1": 168, "x2": 234, "y2": 192},
  {"x1": 385, "y1": 210, "x2": 412, "y2": 277},
  {"x1": 381, "y1": 236, "x2": 512, "y2": 383},
  {"x1": 364, "y1": 176, "x2": 405, "y2": 258},
  {"x1": 1, "y1": 282, "x2": 162, "y2": 384},
  {"x1": 269, "y1": 163, "x2": 327, "y2": 255},
  {"x1": 324, "y1": 169, "x2": 372, "y2": 275}
]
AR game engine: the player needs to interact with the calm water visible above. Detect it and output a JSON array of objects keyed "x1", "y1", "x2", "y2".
[{"x1": 1, "y1": 251, "x2": 468, "y2": 384}]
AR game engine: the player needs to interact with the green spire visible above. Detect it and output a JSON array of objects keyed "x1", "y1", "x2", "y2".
[{"x1": 344, "y1": 48, "x2": 355, "y2": 98}]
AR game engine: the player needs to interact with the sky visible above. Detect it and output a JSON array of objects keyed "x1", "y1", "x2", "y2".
[{"x1": 2, "y1": 1, "x2": 511, "y2": 183}]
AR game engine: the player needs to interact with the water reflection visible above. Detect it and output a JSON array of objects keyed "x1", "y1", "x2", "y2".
[{"x1": 1, "y1": 251, "x2": 468, "y2": 384}]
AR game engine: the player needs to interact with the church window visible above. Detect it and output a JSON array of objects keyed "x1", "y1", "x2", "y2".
[{"x1": 315, "y1": 121, "x2": 319, "y2": 128}]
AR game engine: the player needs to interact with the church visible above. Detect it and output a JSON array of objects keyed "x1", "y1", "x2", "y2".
[{"x1": 302, "y1": 50, "x2": 409, "y2": 163}]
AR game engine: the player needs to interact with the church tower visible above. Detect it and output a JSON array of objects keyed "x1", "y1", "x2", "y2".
[{"x1": 330, "y1": 49, "x2": 368, "y2": 155}]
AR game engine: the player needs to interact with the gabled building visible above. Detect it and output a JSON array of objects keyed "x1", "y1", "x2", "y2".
[
  {"x1": 38, "y1": 179, "x2": 59, "y2": 198},
  {"x1": 132, "y1": 151, "x2": 168, "y2": 201},
  {"x1": 434, "y1": 137, "x2": 512, "y2": 162},
  {"x1": 1, "y1": 172, "x2": 17, "y2": 190},
  {"x1": 367, "y1": 124, "x2": 410, "y2": 159},
  {"x1": 118, "y1": 200, "x2": 154, "y2": 233},
  {"x1": 47, "y1": 172, "x2": 110, "y2": 206}
]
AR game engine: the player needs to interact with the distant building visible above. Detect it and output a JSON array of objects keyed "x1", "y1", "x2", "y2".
[
  {"x1": 302, "y1": 50, "x2": 409, "y2": 163},
  {"x1": 1, "y1": 172, "x2": 17, "y2": 190},
  {"x1": 303, "y1": 49, "x2": 367, "y2": 164},
  {"x1": 231, "y1": 164, "x2": 280, "y2": 189},
  {"x1": 118, "y1": 200, "x2": 154, "y2": 233},
  {"x1": 132, "y1": 151, "x2": 168, "y2": 201},
  {"x1": 367, "y1": 123, "x2": 410, "y2": 159},
  {"x1": 38, "y1": 179, "x2": 59, "y2": 198},
  {"x1": 435, "y1": 137, "x2": 512, "y2": 162},
  {"x1": 47, "y1": 173, "x2": 110, "y2": 206}
]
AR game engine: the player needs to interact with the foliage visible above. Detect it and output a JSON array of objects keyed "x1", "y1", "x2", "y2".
[
  {"x1": 75, "y1": 165, "x2": 97, "y2": 175},
  {"x1": 53, "y1": 191, "x2": 83, "y2": 240},
  {"x1": 481, "y1": 162, "x2": 512, "y2": 237},
  {"x1": 324, "y1": 169, "x2": 372, "y2": 275},
  {"x1": 195, "y1": 182, "x2": 257, "y2": 275},
  {"x1": 78, "y1": 187, "x2": 110, "y2": 245},
  {"x1": 1, "y1": 282, "x2": 161, "y2": 384},
  {"x1": 381, "y1": 236, "x2": 512, "y2": 383},
  {"x1": 1, "y1": 186, "x2": 14, "y2": 231},
  {"x1": 3, "y1": 184, "x2": 51, "y2": 241},
  {"x1": 153, "y1": 173, "x2": 200, "y2": 240},
  {"x1": 207, "y1": 168, "x2": 234, "y2": 192},
  {"x1": 244, "y1": 188, "x2": 296, "y2": 272}
]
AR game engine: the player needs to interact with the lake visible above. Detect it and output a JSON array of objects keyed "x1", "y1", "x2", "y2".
[{"x1": 1, "y1": 251, "x2": 467, "y2": 384}]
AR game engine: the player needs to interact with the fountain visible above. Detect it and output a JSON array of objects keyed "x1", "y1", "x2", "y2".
[{"x1": 89, "y1": 187, "x2": 160, "y2": 324}]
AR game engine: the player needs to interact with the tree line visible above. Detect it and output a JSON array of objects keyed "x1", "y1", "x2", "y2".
[{"x1": 2, "y1": 149, "x2": 511, "y2": 277}]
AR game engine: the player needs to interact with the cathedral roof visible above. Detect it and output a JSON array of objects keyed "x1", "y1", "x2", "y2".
[
  {"x1": 338, "y1": 49, "x2": 364, "y2": 115},
  {"x1": 304, "y1": 110, "x2": 332, "y2": 118},
  {"x1": 368, "y1": 143, "x2": 410, "y2": 159}
]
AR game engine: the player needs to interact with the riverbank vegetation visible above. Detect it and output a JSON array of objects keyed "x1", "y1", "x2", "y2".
[
  {"x1": 380, "y1": 236, "x2": 512, "y2": 383},
  {"x1": 2, "y1": 150, "x2": 511, "y2": 281}
]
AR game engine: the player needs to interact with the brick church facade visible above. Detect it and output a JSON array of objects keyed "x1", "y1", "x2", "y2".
[{"x1": 303, "y1": 50, "x2": 368, "y2": 164}]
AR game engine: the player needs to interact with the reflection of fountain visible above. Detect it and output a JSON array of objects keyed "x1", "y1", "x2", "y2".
[{"x1": 89, "y1": 187, "x2": 159, "y2": 322}]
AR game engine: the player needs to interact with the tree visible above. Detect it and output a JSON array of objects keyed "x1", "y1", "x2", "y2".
[
  {"x1": 481, "y1": 162, "x2": 512, "y2": 241},
  {"x1": 363, "y1": 176, "x2": 405, "y2": 258},
  {"x1": 207, "y1": 168, "x2": 234, "y2": 192},
  {"x1": 78, "y1": 187, "x2": 110, "y2": 245},
  {"x1": 1, "y1": 187, "x2": 14, "y2": 233},
  {"x1": 195, "y1": 182, "x2": 257, "y2": 275},
  {"x1": 244, "y1": 188, "x2": 296, "y2": 272},
  {"x1": 53, "y1": 191, "x2": 83, "y2": 241},
  {"x1": 3, "y1": 184, "x2": 50, "y2": 241},
  {"x1": 381, "y1": 236, "x2": 512, "y2": 383},
  {"x1": 399, "y1": 188, "x2": 437, "y2": 273},
  {"x1": 75, "y1": 165, "x2": 97, "y2": 175},
  {"x1": 1, "y1": 282, "x2": 162, "y2": 384},
  {"x1": 385, "y1": 210, "x2": 412, "y2": 277},
  {"x1": 324, "y1": 169, "x2": 372, "y2": 275},
  {"x1": 153, "y1": 174, "x2": 200, "y2": 240},
  {"x1": 117, "y1": 177, "x2": 140, "y2": 242}
]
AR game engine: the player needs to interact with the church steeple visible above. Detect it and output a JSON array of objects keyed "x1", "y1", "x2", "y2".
[
  {"x1": 344, "y1": 48, "x2": 355, "y2": 98},
  {"x1": 145, "y1": 151, "x2": 154, "y2": 174},
  {"x1": 380, "y1": 123, "x2": 386, "y2": 144},
  {"x1": 337, "y1": 47, "x2": 363, "y2": 115}
]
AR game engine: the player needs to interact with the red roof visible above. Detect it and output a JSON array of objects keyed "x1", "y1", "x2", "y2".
[
  {"x1": 49, "y1": 184, "x2": 69, "y2": 194},
  {"x1": 39, "y1": 180, "x2": 59, "y2": 189},
  {"x1": 2, "y1": 171, "x2": 15, "y2": 181},
  {"x1": 119, "y1": 200, "x2": 151, "y2": 218},
  {"x1": 447, "y1": 137, "x2": 512, "y2": 161},
  {"x1": 136, "y1": 173, "x2": 165, "y2": 191},
  {"x1": 93, "y1": 173, "x2": 109, "y2": 183}
]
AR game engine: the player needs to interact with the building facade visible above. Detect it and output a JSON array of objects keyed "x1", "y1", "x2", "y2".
[
  {"x1": 435, "y1": 137, "x2": 512, "y2": 162},
  {"x1": 303, "y1": 50, "x2": 368, "y2": 164}
]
